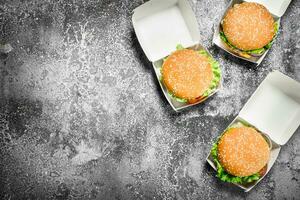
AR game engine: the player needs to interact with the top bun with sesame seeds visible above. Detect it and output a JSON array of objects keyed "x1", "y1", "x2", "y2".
[
  {"x1": 222, "y1": 2, "x2": 275, "y2": 51},
  {"x1": 161, "y1": 49, "x2": 214, "y2": 103},
  {"x1": 217, "y1": 126, "x2": 270, "y2": 177}
]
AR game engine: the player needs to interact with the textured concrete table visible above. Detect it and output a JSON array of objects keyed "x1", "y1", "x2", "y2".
[{"x1": 0, "y1": 0, "x2": 299, "y2": 199}]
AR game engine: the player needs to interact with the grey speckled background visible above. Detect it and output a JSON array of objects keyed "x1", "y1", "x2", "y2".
[{"x1": 0, "y1": 0, "x2": 299, "y2": 199}]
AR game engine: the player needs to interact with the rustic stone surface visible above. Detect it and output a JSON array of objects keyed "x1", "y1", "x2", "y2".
[{"x1": 0, "y1": 0, "x2": 299, "y2": 199}]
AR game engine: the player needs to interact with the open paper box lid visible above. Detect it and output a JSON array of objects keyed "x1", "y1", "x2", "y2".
[
  {"x1": 239, "y1": 71, "x2": 300, "y2": 145},
  {"x1": 244, "y1": 0, "x2": 291, "y2": 17},
  {"x1": 132, "y1": 0, "x2": 200, "y2": 62}
]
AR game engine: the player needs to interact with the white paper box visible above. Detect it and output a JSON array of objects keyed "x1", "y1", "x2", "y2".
[
  {"x1": 213, "y1": 0, "x2": 292, "y2": 65},
  {"x1": 132, "y1": 0, "x2": 221, "y2": 111},
  {"x1": 206, "y1": 71, "x2": 300, "y2": 192},
  {"x1": 245, "y1": 0, "x2": 291, "y2": 17}
]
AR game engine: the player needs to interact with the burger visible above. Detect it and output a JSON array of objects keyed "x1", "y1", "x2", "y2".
[
  {"x1": 161, "y1": 45, "x2": 221, "y2": 104},
  {"x1": 211, "y1": 122, "x2": 271, "y2": 184},
  {"x1": 220, "y1": 2, "x2": 279, "y2": 57}
]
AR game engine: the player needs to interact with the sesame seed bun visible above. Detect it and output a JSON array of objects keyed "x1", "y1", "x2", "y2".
[
  {"x1": 222, "y1": 2, "x2": 275, "y2": 51},
  {"x1": 217, "y1": 127, "x2": 270, "y2": 177},
  {"x1": 162, "y1": 49, "x2": 213, "y2": 102}
]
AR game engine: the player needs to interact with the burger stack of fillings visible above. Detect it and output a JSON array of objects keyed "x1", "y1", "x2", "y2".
[
  {"x1": 220, "y1": 2, "x2": 279, "y2": 57},
  {"x1": 211, "y1": 122, "x2": 271, "y2": 184},
  {"x1": 160, "y1": 45, "x2": 221, "y2": 104}
]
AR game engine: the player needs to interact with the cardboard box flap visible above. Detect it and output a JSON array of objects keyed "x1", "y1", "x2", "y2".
[
  {"x1": 132, "y1": 0, "x2": 200, "y2": 62},
  {"x1": 245, "y1": 0, "x2": 292, "y2": 17},
  {"x1": 239, "y1": 71, "x2": 300, "y2": 145}
]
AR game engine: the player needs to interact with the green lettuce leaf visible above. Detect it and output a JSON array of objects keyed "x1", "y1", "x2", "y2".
[
  {"x1": 211, "y1": 135, "x2": 260, "y2": 184},
  {"x1": 220, "y1": 21, "x2": 279, "y2": 55},
  {"x1": 176, "y1": 44, "x2": 185, "y2": 50},
  {"x1": 198, "y1": 50, "x2": 221, "y2": 97},
  {"x1": 246, "y1": 48, "x2": 266, "y2": 54},
  {"x1": 167, "y1": 91, "x2": 188, "y2": 103}
]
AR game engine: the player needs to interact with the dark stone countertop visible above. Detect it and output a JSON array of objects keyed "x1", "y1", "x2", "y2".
[{"x1": 0, "y1": 0, "x2": 299, "y2": 199}]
